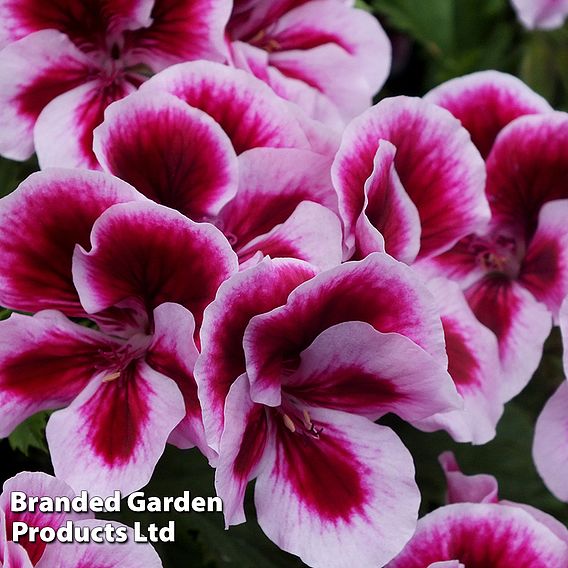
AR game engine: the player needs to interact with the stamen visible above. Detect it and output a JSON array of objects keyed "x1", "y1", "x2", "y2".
[
  {"x1": 283, "y1": 414, "x2": 296, "y2": 433},
  {"x1": 302, "y1": 409, "x2": 313, "y2": 429},
  {"x1": 102, "y1": 371, "x2": 121, "y2": 383}
]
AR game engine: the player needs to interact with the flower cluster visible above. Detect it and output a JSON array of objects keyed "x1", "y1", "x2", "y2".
[{"x1": 1, "y1": 1, "x2": 568, "y2": 567}]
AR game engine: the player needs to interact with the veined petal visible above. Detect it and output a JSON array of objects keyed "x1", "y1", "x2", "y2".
[
  {"x1": 220, "y1": 147, "x2": 337, "y2": 241},
  {"x1": 486, "y1": 112, "x2": 568, "y2": 238},
  {"x1": 94, "y1": 90, "x2": 238, "y2": 219},
  {"x1": 414, "y1": 278, "x2": 504, "y2": 444},
  {"x1": 425, "y1": 70, "x2": 551, "y2": 158},
  {"x1": 46, "y1": 361, "x2": 185, "y2": 497},
  {"x1": 124, "y1": 0, "x2": 231, "y2": 70},
  {"x1": 146, "y1": 303, "x2": 211, "y2": 459},
  {"x1": 36, "y1": 520, "x2": 162, "y2": 568},
  {"x1": 215, "y1": 374, "x2": 269, "y2": 526},
  {"x1": 465, "y1": 275, "x2": 552, "y2": 400},
  {"x1": 267, "y1": 0, "x2": 391, "y2": 95},
  {"x1": 269, "y1": 44, "x2": 370, "y2": 122},
  {"x1": 34, "y1": 78, "x2": 136, "y2": 169},
  {"x1": 332, "y1": 96, "x2": 488, "y2": 259},
  {"x1": 352, "y1": 140, "x2": 421, "y2": 264},
  {"x1": 511, "y1": 0, "x2": 568, "y2": 29},
  {"x1": 196, "y1": 257, "x2": 316, "y2": 451},
  {"x1": 2, "y1": 540, "x2": 34, "y2": 568},
  {"x1": 533, "y1": 381, "x2": 568, "y2": 502},
  {"x1": 256, "y1": 408, "x2": 420, "y2": 568},
  {"x1": 236, "y1": 201, "x2": 343, "y2": 270},
  {"x1": 72, "y1": 201, "x2": 238, "y2": 327},
  {"x1": 0, "y1": 30, "x2": 93, "y2": 160},
  {"x1": 0, "y1": 168, "x2": 143, "y2": 315},
  {"x1": 285, "y1": 321, "x2": 459, "y2": 421},
  {"x1": 0, "y1": 0, "x2": 153, "y2": 49},
  {"x1": 520, "y1": 200, "x2": 568, "y2": 319},
  {"x1": 141, "y1": 61, "x2": 310, "y2": 153},
  {"x1": 245, "y1": 253, "x2": 448, "y2": 406},
  {"x1": 387, "y1": 503, "x2": 568, "y2": 567},
  {"x1": 0, "y1": 311, "x2": 121, "y2": 438},
  {"x1": 1, "y1": 472, "x2": 91, "y2": 565}
]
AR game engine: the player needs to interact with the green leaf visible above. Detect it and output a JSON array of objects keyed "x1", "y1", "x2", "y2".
[
  {"x1": 8, "y1": 412, "x2": 49, "y2": 456},
  {"x1": 0, "y1": 155, "x2": 39, "y2": 198}
]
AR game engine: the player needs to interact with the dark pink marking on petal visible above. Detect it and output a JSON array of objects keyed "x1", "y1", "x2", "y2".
[
  {"x1": 94, "y1": 90, "x2": 238, "y2": 219},
  {"x1": 486, "y1": 113, "x2": 568, "y2": 239},
  {"x1": 0, "y1": 168, "x2": 143, "y2": 315},
  {"x1": 425, "y1": 70, "x2": 552, "y2": 158}
]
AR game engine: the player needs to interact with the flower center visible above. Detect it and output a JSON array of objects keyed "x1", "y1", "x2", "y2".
[
  {"x1": 279, "y1": 405, "x2": 323, "y2": 439},
  {"x1": 96, "y1": 333, "x2": 152, "y2": 382},
  {"x1": 467, "y1": 232, "x2": 524, "y2": 279}
]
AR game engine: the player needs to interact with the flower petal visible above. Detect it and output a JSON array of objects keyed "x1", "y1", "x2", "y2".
[
  {"x1": 46, "y1": 360, "x2": 185, "y2": 496},
  {"x1": 196, "y1": 257, "x2": 316, "y2": 451},
  {"x1": 533, "y1": 381, "x2": 568, "y2": 502},
  {"x1": 124, "y1": 0, "x2": 231, "y2": 70},
  {"x1": 94, "y1": 90, "x2": 238, "y2": 219},
  {"x1": 72, "y1": 201, "x2": 238, "y2": 327},
  {"x1": 34, "y1": 78, "x2": 136, "y2": 169},
  {"x1": 511, "y1": 0, "x2": 568, "y2": 29},
  {"x1": 146, "y1": 303, "x2": 211, "y2": 459},
  {"x1": 439, "y1": 452, "x2": 499, "y2": 505},
  {"x1": 0, "y1": 30, "x2": 93, "y2": 160},
  {"x1": 2, "y1": 540, "x2": 34, "y2": 568},
  {"x1": 332, "y1": 96, "x2": 488, "y2": 259},
  {"x1": 0, "y1": 169, "x2": 143, "y2": 315},
  {"x1": 236, "y1": 201, "x2": 343, "y2": 270},
  {"x1": 0, "y1": 0, "x2": 153, "y2": 48},
  {"x1": 425, "y1": 70, "x2": 551, "y2": 158},
  {"x1": 465, "y1": 275, "x2": 552, "y2": 400},
  {"x1": 255, "y1": 407, "x2": 420, "y2": 568},
  {"x1": 486, "y1": 112, "x2": 568, "y2": 238},
  {"x1": 215, "y1": 374, "x2": 269, "y2": 526},
  {"x1": 245, "y1": 253, "x2": 448, "y2": 406},
  {"x1": 519, "y1": 199, "x2": 568, "y2": 319},
  {"x1": 387, "y1": 503, "x2": 568, "y2": 567},
  {"x1": 0, "y1": 311, "x2": 122, "y2": 438},
  {"x1": 414, "y1": 278, "x2": 504, "y2": 444},
  {"x1": 1, "y1": 472, "x2": 90, "y2": 565},
  {"x1": 141, "y1": 61, "x2": 310, "y2": 153},
  {"x1": 285, "y1": 321, "x2": 459, "y2": 421},
  {"x1": 36, "y1": 520, "x2": 162, "y2": 568}
]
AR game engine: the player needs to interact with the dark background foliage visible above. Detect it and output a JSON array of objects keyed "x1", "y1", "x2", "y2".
[{"x1": 2, "y1": 0, "x2": 568, "y2": 565}]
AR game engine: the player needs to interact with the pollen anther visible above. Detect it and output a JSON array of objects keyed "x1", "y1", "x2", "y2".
[
  {"x1": 102, "y1": 371, "x2": 121, "y2": 383},
  {"x1": 283, "y1": 414, "x2": 296, "y2": 433}
]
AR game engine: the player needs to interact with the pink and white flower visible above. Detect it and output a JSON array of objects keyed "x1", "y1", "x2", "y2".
[
  {"x1": 423, "y1": 112, "x2": 568, "y2": 399},
  {"x1": 0, "y1": 0, "x2": 231, "y2": 168},
  {"x1": 0, "y1": 472, "x2": 162, "y2": 567},
  {"x1": 387, "y1": 453, "x2": 568, "y2": 567},
  {"x1": 510, "y1": 0, "x2": 568, "y2": 29},
  {"x1": 533, "y1": 297, "x2": 568, "y2": 501},
  {"x1": 413, "y1": 278, "x2": 504, "y2": 445},
  {"x1": 332, "y1": 96, "x2": 489, "y2": 263},
  {"x1": 0, "y1": 169, "x2": 238, "y2": 495},
  {"x1": 93, "y1": 86, "x2": 343, "y2": 269},
  {"x1": 197, "y1": 253, "x2": 461, "y2": 567},
  {"x1": 226, "y1": 0, "x2": 391, "y2": 126},
  {"x1": 425, "y1": 70, "x2": 552, "y2": 159}
]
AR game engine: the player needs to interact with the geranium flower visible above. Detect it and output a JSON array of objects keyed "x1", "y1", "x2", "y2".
[
  {"x1": 422, "y1": 112, "x2": 568, "y2": 399},
  {"x1": 0, "y1": 0, "x2": 231, "y2": 168},
  {"x1": 226, "y1": 0, "x2": 391, "y2": 126},
  {"x1": 533, "y1": 297, "x2": 568, "y2": 501},
  {"x1": 0, "y1": 169, "x2": 238, "y2": 495},
  {"x1": 425, "y1": 70, "x2": 552, "y2": 159},
  {"x1": 91, "y1": 85, "x2": 343, "y2": 269},
  {"x1": 510, "y1": 0, "x2": 568, "y2": 29},
  {"x1": 412, "y1": 278, "x2": 504, "y2": 445},
  {"x1": 332, "y1": 96, "x2": 488, "y2": 264},
  {"x1": 386, "y1": 452, "x2": 568, "y2": 567},
  {"x1": 197, "y1": 254, "x2": 461, "y2": 567},
  {"x1": 0, "y1": 472, "x2": 162, "y2": 567}
]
